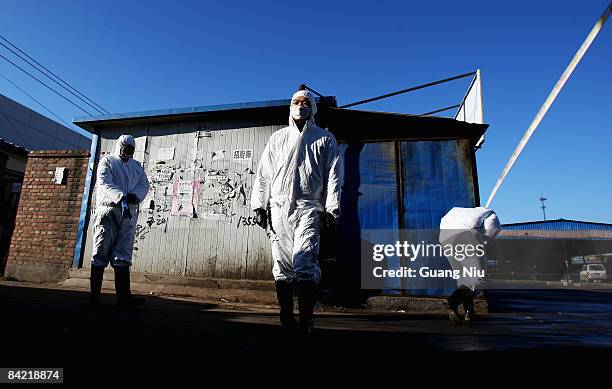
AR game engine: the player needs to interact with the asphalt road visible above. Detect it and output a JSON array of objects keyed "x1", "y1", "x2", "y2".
[{"x1": 0, "y1": 282, "x2": 610, "y2": 378}]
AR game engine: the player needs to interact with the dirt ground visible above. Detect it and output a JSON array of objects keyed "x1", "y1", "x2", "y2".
[{"x1": 0, "y1": 280, "x2": 611, "y2": 381}]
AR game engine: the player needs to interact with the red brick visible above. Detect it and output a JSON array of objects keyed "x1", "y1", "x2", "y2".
[{"x1": 6, "y1": 150, "x2": 89, "y2": 268}]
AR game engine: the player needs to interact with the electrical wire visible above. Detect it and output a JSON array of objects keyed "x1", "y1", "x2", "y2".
[
  {"x1": 0, "y1": 52, "x2": 95, "y2": 116},
  {"x1": 0, "y1": 35, "x2": 110, "y2": 114},
  {"x1": 0, "y1": 70, "x2": 75, "y2": 129}
]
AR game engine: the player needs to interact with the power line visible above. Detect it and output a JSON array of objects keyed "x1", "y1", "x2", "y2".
[
  {"x1": 0, "y1": 35, "x2": 110, "y2": 115},
  {"x1": 0, "y1": 70, "x2": 75, "y2": 129},
  {"x1": 0, "y1": 52, "x2": 95, "y2": 116},
  {"x1": 0, "y1": 40, "x2": 106, "y2": 115}
]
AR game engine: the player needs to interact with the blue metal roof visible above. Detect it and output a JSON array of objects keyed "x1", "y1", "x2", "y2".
[
  {"x1": 502, "y1": 219, "x2": 612, "y2": 231},
  {"x1": 73, "y1": 96, "x2": 336, "y2": 126},
  {"x1": 73, "y1": 99, "x2": 288, "y2": 124}
]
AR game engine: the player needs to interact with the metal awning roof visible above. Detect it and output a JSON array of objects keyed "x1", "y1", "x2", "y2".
[
  {"x1": 73, "y1": 97, "x2": 337, "y2": 132},
  {"x1": 326, "y1": 107, "x2": 487, "y2": 143},
  {"x1": 72, "y1": 97, "x2": 488, "y2": 144}
]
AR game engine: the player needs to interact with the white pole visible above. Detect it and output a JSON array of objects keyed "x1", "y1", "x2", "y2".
[{"x1": 485, "y1": 2, "x2": 611, "y2": 208}]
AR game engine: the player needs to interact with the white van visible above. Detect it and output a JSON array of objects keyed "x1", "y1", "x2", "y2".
[{"x1": 579, "y1": 264, "x2": 607, "y2": 283}]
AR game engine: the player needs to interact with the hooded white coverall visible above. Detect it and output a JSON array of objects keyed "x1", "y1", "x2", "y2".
[
  {"x1": 91, "y1": 135, "x2": 150, "y2": 268},
  {"x1": 439, "y1": 207, "x2": 502, "y2": 291},
  {"x1": 251, "y1": 90, "x2": 343, "y2": 283}
]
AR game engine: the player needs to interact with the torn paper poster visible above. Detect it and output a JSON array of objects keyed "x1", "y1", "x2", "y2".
[
  {"x1": 177, "y1": 180, "x2": 193, "y2": 194},
  {"x1": 211, "y1": 150, "x2": 225, "y2": 161},
  {"x1": 204, "y1": 171, "x2": 228, "y2": 183},
  {"x1": 153, "y1": 169, "x2": 173, "y2": 182},
  {"x1": 171, "y1": 178, "x2": 200, "y2": 217},
  {"x1": 157, "y1": 147, "x2": 175, "y2": 161},
  {"x1": 54, "y1": 167, "x2": 66, "y2": 184}
]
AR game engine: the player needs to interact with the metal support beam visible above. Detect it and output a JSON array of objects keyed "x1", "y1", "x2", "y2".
[
  {"x1": 298, "y1": 83, "x2": 326, "y2": 97},
  {"x1": 486, "y1": 2, "x2": 611, "y2": 208},
  {"x1": 339, "y1": 71, "x2": 476, "y2": 109},
  {"x1": 419, "y1": 104, "x2": 461, "y2": 117},
  {"x1": 72, "y1": 133, "x2": 99, "y2": 269}
]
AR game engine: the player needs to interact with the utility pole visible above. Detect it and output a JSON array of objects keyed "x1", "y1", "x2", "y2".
[
  {"x1": 539, "y1": 195, "x2": 548, "y2": 221},
  {"x1": 485, "y1": 2, "x2": 612, "y2": 208}
]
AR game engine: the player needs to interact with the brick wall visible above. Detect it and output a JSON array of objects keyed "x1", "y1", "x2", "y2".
[{"x1": 5, "y1": 150, "x2": 89, "y2": 282}]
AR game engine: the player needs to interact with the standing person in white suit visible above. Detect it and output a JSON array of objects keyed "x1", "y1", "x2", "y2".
[
  {"x1": 251, "y1": 87, "x2": 343, "y2": 335},
  {"x1": 90, "y1": 134, "x2": 150, "y2": 308}
]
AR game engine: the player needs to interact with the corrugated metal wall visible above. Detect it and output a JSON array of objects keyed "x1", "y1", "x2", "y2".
[
  {"x1": 83, "y1": 123, "x2": 478, "y2": 295},
  {"x1": 337, "y1": 142, "x2": 401, "y2": 291},
  {"x1": 402, "y1": 139, "x2": 476, "y2": 294},
  {"x1": 335, "y1": 139, "x2": 476, "y2": 296},
  {"x1": 83, "y1": 120, "x2": 282, "y2": 280},
  {"x1": 401, "y1": 140, "x2": 475, "y2": 229}
]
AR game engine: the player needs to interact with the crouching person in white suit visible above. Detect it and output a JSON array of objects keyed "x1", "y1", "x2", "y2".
[{"x1": 440, "y1": 207, "x2": 501, "y2": 325}]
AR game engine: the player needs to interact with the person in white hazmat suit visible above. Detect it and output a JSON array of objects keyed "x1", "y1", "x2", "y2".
[
  {"x1": 251, "y1": 88, "x2": 343, "y2": 335},
  {"x1": 439, "y1": 207, "x2": 501, "y2": 324},
  {"x1": 90, "y1": 134, "x2": 150, "y2": 308}
]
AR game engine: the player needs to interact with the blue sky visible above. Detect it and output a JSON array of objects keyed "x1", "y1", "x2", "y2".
[{"x1": 0, "y1": 0, "x2": 610, "y2": 223}]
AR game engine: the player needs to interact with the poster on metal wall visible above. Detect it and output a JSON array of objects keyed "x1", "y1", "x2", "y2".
[{"x1": 171, "y1": 178, "x2": 200, "y2": 217}]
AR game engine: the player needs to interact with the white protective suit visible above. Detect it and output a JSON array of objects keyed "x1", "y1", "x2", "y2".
[
  {"x1": 439, "y1": 207, "x2": 502, "y2": 291},
  {"x1": 251, "y1": 90, "x2": 343, "y2": 283},
  {"x1": 91, "y1": 135, "x2": 150, "y2": 268}
]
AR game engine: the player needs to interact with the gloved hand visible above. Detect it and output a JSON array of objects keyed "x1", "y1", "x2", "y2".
[
  {"x1": 322, "y1": 212, "x2": 337, "y2": 232},
  {"x1": 121, "y1": 198, "x2": 132, "y2": 220},
  {"x1": 254, "y1": 208, "x2": 268, "y2": 230},
  {"x1": 126, "y1": 193, "x2": 140, "y2": 204}
]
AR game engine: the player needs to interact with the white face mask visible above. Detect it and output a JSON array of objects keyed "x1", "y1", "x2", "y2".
[{"x1": 290, "y1": 105, "x2": 311, "y2": 120}]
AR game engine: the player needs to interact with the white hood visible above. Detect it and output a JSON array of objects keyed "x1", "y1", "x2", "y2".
[
  {"x1": 113, "y1": 134, "x2": 136, "y2": 157},
  {"x1": 289, "y1": 89, "x2": 318, "y2": 130}
]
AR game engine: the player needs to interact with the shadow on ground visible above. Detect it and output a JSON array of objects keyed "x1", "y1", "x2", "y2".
[{"x1": 0, "y1": 283, "x2": 611, "y2": 378}]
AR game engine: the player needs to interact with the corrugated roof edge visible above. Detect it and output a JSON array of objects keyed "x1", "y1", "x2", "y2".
[
  {"x1": 503, "y1": 219, "x2": 612, "y2": 229},
  {"x1": 0, "y1": 137, "x2": 29, "y2": 155},
  {"x1": 73, "y1": 96, "x2": 337, "y2": 132}
]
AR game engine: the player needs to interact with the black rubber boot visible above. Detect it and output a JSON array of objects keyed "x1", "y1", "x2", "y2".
[
  {"x1": 90, "y1": 266, "x2": 105, "y2": 307},
  {"x1": 447, "y1": 288, "x2": 464, "y2": 325},
  {"x1": 462, "y1": 288, "x2": 477, "y2": 322},
  {"x1": 275, "y1": 281, "x2": 297, "y2": 332},
  {"x1": 297, "y1": 280, "x2": 318, "y2": 336},
  {"x1": 114, "y1": 267, "x2": 145, "y2": 308}
]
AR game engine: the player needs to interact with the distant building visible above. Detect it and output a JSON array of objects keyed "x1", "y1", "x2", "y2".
[
  {"x1": 0, "y1": 94, "x2": 90, "y2": 150},
  {"x1": 489, "y1": 219, "x2": 612, "y2": 280}
]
